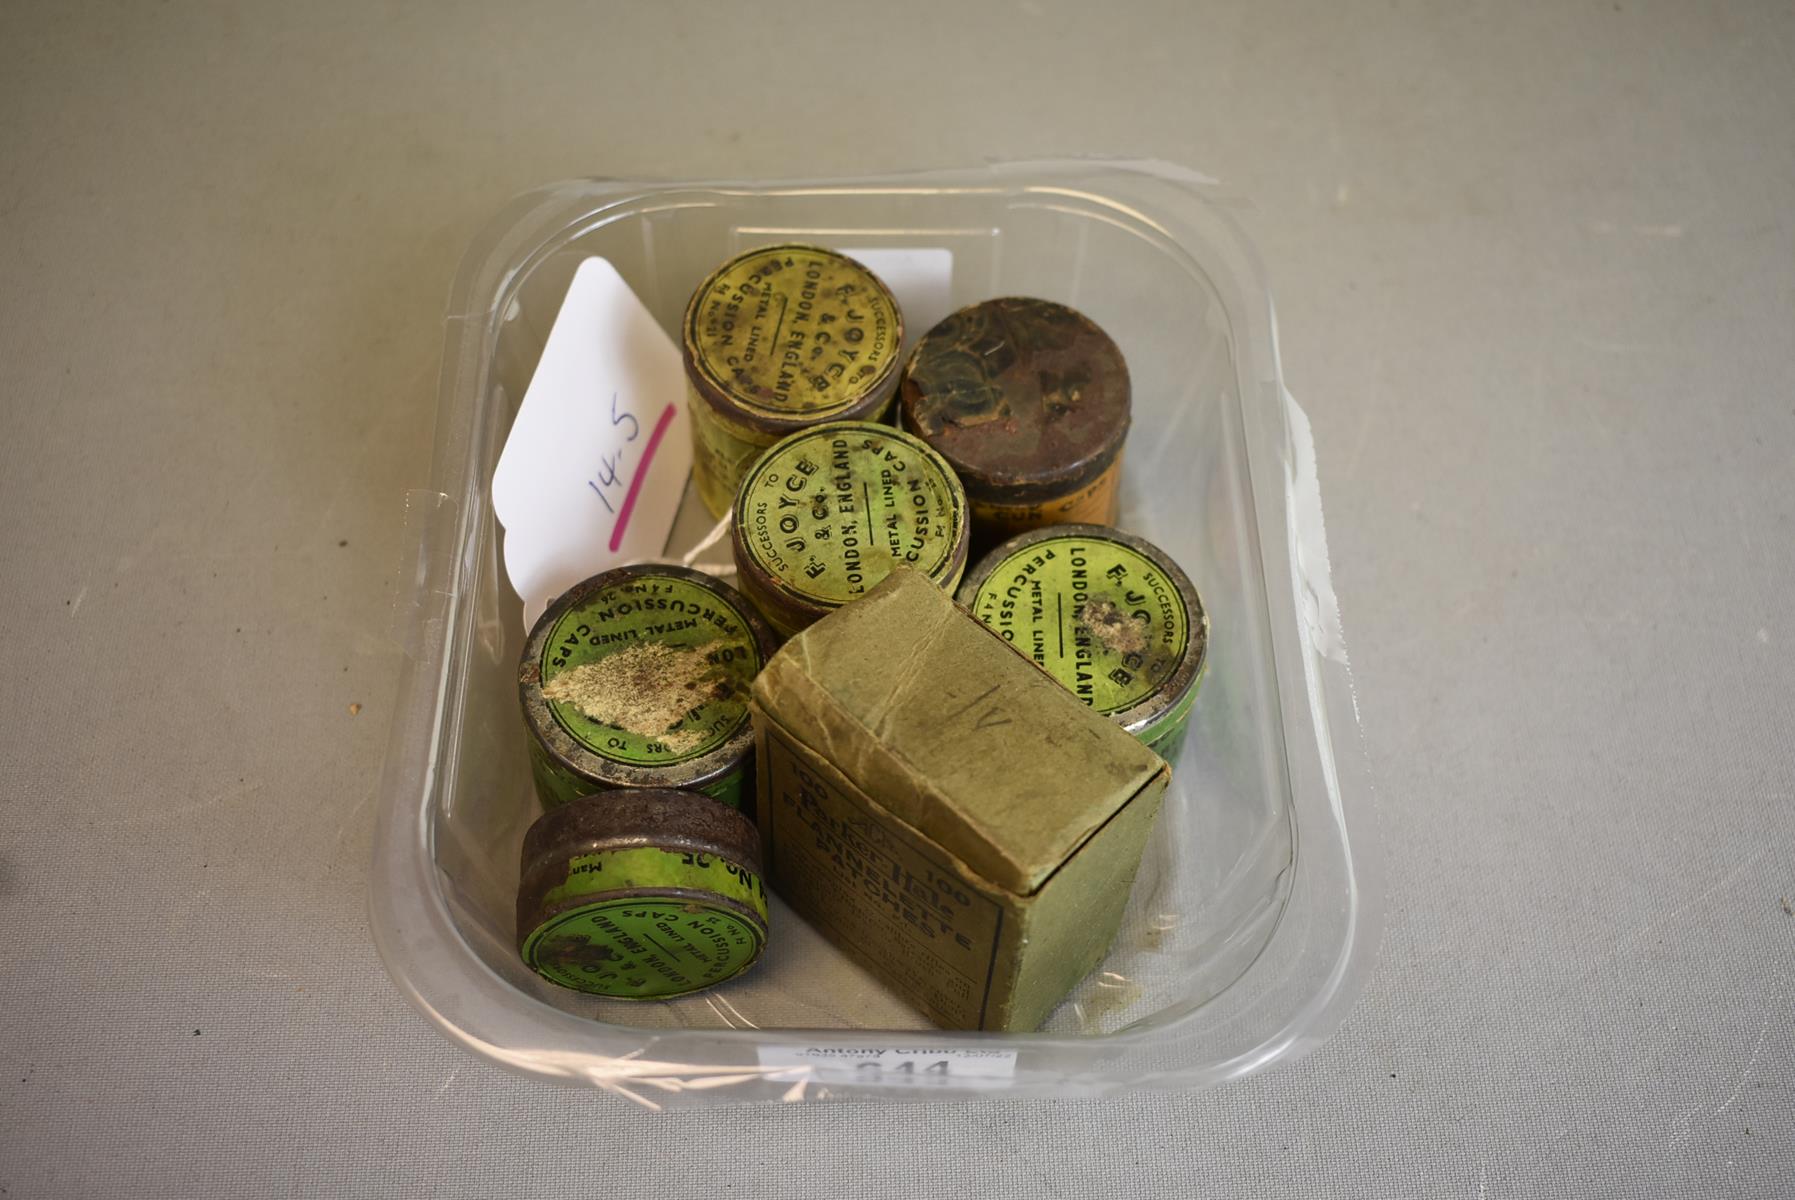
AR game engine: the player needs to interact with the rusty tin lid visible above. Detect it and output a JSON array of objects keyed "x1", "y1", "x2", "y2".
[
  {"x1": 515, "y1": 789, "x2": 768, "y2": 998},
  {"x1": 899, "y1": 297, "x2": 1131, "y2": 504}
]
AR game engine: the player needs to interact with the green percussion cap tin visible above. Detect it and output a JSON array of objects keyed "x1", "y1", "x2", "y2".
[
  {"x1": 730, "y1": 420, "x2": 970, "y2": 636},
  {"x1": 957, "y1": 524, "x2": 1207, "y2": 758},
  {"x1": 516, "y1": 789, "x2": 769, "y2": 999},
  {"x1": 682, "y1": 244, "x2": 904, "y2": 517},
  {"x1": 519, "y1": 564, "x2": 777, "y2": 811}
]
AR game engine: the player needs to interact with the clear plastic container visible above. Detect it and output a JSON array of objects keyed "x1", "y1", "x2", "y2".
[{"x1": 371, "y1": 160, "x2": 1381, "y2": 1107}]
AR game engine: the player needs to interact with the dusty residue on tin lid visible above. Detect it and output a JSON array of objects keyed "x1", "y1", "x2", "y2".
[
  {"x1": 541, "y1": 641, "x2": 735, "y2": 756},
  {"x1": 520, "y1": 565, "x2": 777, "y2": 810},
  {"x1": 1083, "y1": 598, "x2": 1148, "y2": 657},
  {"x1": 516, "y1": 789, "x2": 769, "y2": 999}
]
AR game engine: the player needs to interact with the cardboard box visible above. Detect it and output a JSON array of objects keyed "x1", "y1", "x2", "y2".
[{"x1": 750, "y1": 568, "x2": 1170, "y2": 1031}]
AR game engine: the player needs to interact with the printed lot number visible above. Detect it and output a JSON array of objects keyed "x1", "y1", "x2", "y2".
[{"x1": 758, "y1": 1047, "x2": 1016, "y2": 1087}]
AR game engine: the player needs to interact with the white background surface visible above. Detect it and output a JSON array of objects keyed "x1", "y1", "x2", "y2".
[{"x1": 2, "y1": 2, "x2": 1791, "y2": 1196}]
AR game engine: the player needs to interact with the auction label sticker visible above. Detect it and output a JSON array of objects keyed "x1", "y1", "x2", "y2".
[{"x1": 757, "y1": 1046, "x2": 1017, "y2": 1087}]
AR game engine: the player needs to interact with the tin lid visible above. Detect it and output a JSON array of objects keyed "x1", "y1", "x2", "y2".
[
  {"x1": 899, "y1": 297, "x2": 1131, "y2": 504},
  {"x1": 519, "y1": 564, "x2": 777, "y2": 791},
  {"x1": 516, "y1": 789, "x2": 768, "y2": 998},
  {"x1": 682, "y1": 244, "x2": 904, "y2": 437},
  {"x1": 730, "y1": 421, "x2": 969, "y2": 632},
  {"x1": 956, "y1": 524, "x2": 1206, "y2": 742}
]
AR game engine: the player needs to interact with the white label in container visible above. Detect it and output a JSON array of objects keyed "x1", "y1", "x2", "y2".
[
  {"x1": 837, "y1": 247, "x2": 955, "y2": 345},
  {"x1": 491, "y1": 257, "x2": 692, "y2": 631}
]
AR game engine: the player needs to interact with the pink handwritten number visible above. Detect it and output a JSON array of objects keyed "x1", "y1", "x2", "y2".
[{"x1": 608, "y1": 402, "x2": 676, "y2": 552}]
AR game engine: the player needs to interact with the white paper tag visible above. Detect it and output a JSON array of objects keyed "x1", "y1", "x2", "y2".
[
  {"x1": 837, "y1": 247, "x2": 954, "y2": 344},
  {"x1": 491, "y1": 257, "x2": 693, "y2": 630},
  {"x1": 757, "y1": 1045, "x2": 1017, "y2": 1087}
]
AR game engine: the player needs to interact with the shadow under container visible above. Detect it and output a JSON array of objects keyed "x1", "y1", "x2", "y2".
[{"x1": 683, "y1": 244, "x2": 905, "y2": 516}]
